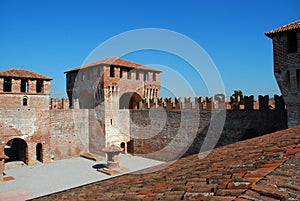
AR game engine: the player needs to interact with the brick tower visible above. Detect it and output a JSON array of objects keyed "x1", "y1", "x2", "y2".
[
  {"x1": 64, "y1": 56, "x2": 161, "y2": 152},
  {"x1": 266, "y1": 20, "x2": 300, "y2": 128},
  {"x1": 0, "y1": 68, "x2": 52, "y2": 169}
]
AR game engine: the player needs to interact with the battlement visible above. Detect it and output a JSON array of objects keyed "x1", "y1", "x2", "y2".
[
  {"x1": 50, "y1": 98, "x2": 69, "y2": 110},
  {"x1": 137, "y1": 94, "x2": 285, "y2": 111},
  {"x1": 50, "y1": 94, "x2": 285, "y2": 111}
]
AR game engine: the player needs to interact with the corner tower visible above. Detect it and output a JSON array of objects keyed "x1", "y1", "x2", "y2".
[
  {"x1": 0, "y1": 68, "x2": 52, "y2": 109},
  {"x1": 64, "y1": 56, "x2": 162, "y2": 152},
  {"x1": 265, "y1": 20, "x2": 300, "y2": 128},
  {"x1": 0, "y1": 68, "x2": 52, "y2": 169}
]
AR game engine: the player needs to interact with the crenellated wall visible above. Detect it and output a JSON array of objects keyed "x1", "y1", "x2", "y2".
[
  {"x1": 129, "y1": 95, "x2": 287, "y2": 161},
  {"x1": 47, "y1": 95, "x2": 287, "y2": 160}
]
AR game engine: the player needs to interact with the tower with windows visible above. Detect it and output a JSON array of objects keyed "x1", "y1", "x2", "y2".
[
  {"x1": 0, "y1": 68, "x2": 52, "y2": 109},
  {"x1": 266, "y1": 20, "x2": 300, "y2": 127},
  {"x1": 65, "y1": 56, "x2": 162, "y2": 153},
  {"x1": 0, "y1": 68, "x2": 52, "y2": 169}
]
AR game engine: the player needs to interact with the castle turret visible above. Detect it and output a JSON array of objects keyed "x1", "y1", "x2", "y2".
[
  {"x1": 0, "y1": 68, "x2": 52, "y2": 110},
  {"x1": 265, "y1": 20, "x2": 300, "y2": 127}
]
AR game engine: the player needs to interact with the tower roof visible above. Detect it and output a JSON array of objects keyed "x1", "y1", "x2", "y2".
[
  {"x1": 64, "y1": 56, "x2": 162, "y2": 73},
  {"x1": 0, "y1": 68, "x2": 52, "y2": 80},
  {"x1": 265, "y1": 20, "x2": 300, "y2": 37}
]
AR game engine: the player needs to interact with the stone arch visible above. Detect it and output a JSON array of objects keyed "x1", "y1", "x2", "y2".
[
  {"x1": 120, "y1": 142, "x2": 126, "y2": 153},
  {"x1": 36, "y1": 143, "x2": 43, "y2": 162},
  {"x1": 119, "y1": 92, "x2": 142, "y2": 109},
  {"x1": 5, "y1": 138, "x2": 28, "y2": 164}
]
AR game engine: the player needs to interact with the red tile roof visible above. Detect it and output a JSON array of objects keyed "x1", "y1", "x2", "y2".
[
  {"x1": 265, "y1": 20, "x2": 300, "y2": 37},
  {"x1": 64, "y1": 56, "x2": 162, "y2": 73},
  {"x1": 34, "y1": 126, "x2": 300, "y2": 200},
  {"x1": 0, "y1": 68, "x2": 52, "y2": 80}
]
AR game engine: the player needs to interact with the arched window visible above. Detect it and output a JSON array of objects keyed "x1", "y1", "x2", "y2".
[{"x1": 23, "y1": 96, "x2": 28, "y2": 106}]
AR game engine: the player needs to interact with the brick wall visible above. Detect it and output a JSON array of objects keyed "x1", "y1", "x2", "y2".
[
  {"x1": 0, "y1": 94, "x2": 50, "y2": 110},
  {"x1": 130, "y1": 109, "x2": 287, "y2": 161},
  {"x1": 0, "y1": 109, "x2": 51, "y2": 165},
  {"x1": 49, "y1": 109, "x2": 89, "y2": 160}
]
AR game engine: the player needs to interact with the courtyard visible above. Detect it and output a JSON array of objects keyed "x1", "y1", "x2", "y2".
[{"x1": 0, "y1": 154, "x2": 164, "y2": 200}]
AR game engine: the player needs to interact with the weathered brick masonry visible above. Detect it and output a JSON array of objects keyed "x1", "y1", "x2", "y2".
[
  {"x1": 266, "y1": 20, "x2": 300, "y2": 127},
  {"x1": 130, "y1": 109, "x2": 287, "y2": 160}
]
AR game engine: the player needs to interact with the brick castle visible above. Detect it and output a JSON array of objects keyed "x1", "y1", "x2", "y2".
[{"x1": 0, "y1": 20, "x2": 299, "y2": 181}]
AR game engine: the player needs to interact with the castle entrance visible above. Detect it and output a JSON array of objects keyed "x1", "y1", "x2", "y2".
[
  {"x1": 119, "y1": 92, "x2": 142, "y2": 109},
  {"x1": 5, "y1": 138, "x2": 28, "y2": 164}
]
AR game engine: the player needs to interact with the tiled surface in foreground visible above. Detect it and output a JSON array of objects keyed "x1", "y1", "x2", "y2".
[{"x1": 34, "y1": 127, "x2": 300, "y2": 200}]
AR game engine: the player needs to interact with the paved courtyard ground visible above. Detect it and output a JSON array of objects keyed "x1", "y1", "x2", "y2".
[{"x1": 0, "y1": 154, "x2": 164, "y2": 201}]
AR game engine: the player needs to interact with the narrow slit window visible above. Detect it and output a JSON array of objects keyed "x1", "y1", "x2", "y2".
[
  {"x1": 287, "y1": 70, "x2": 291, "y2": 91},
  {"x1": 136, "y1": 71, "x2": 140, "y2": 80},
  {"x1": 297, "y1": 69, "x2": 300, "y2": 92}
]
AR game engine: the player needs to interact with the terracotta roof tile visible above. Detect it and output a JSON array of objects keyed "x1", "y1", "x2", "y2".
[
  {"x1": 33, "y1": 126, "x2": 300, "y2": 200},
  {"x1": 64, "y1": 56, "x2": 162, "y2": 73},
  {"x1": 265, "y1": 20, "x2": 300, "y2": 37},
  {"x1": 0, "y1": 68, "x2": 52, "y2": 80}
]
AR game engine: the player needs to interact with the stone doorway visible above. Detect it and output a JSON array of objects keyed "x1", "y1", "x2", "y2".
[
  {"x1": 120, "y1": 142, "x2": 126, "y2": 154},
  {"x1": 119, "y1": 92, "x2": 142, "y2": 109},
  {"x1": 36, "y1": 143, "x2": 43, "y2": 162},
  {"x1": 5, "y1": 138, "x2": 28, "y2": 164},
  {"x1": 127, "y1": 140, "x2": 134, "y2": 154}
]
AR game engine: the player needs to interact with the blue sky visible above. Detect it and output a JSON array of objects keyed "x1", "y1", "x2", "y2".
[{"x1": 0, "y1": 0, "x2": 299, "y2": 99}]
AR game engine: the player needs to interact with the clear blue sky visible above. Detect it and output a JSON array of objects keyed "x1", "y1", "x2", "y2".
[{"x1": 0, "y1": 0, "x2": 299, "y2": 99}]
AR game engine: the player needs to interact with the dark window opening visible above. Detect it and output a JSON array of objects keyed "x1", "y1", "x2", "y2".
[
  {"x1": 287, "y1": 31, "x2": 297, "y2": 53},
  {"x1": 21, "y1": 78, "x2": 29, "y2": 93},
  {"x1": 153, "y1": 72, "x2": 156, "y2": 81},
  {"x1": 127, "y1": 69, "x2": 132, "y2": 79},
  {"x1": 36, "y1": 143, "x2": 42, "y2": 162},
  {"x1": 36, "y1": 80, "x2": 43, "y2": 93},
  {"x1": 110, "y1": 66, "x2": 115, "y2": 77},
  {"x1": 136, "y1": 71, "x2": 140, "y2": 80},
  {"x1": 23, "y1": 97, "x2": 28, "y2": 106},
  {"x1": 120, "y1": 68, "x2": 123, "y2": 78},
  {"x1": 110, "y1": 119, "x2": 113, "y2": 125},
  {"x1": 4, "y1": 77, "x2": 12, "y2": 92},
  {"x1": 144, "y1": 72, "x2": 149, "y2": 81},
  {"x1": 297, "y1": 69, "x2": 300, "y2": 92}
]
